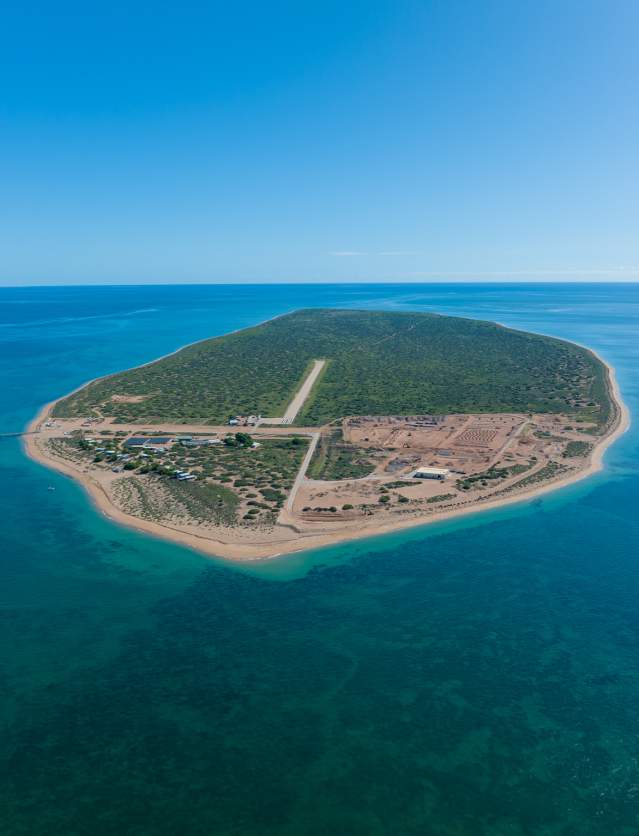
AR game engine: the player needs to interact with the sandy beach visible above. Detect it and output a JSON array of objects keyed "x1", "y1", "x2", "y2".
[{"x1": 23, "y1": 347, "x2": 630, "y2": 564}]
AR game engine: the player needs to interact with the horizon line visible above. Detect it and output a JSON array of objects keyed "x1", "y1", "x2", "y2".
[{"x1": 2, "y1": 279, "x2": 639, "y2": 289}]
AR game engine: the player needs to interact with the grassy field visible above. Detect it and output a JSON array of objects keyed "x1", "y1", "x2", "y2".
[{"x1": 53, "y1": 309, "x2": 611, "y2": 427}]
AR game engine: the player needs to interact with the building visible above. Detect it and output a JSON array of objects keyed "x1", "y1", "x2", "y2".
[
  {"x1": 412, "y1": 467, "x2": 450, "y2": 481},
  {"x1": 176, "y1": 472, "x2": 197, "y2": 481},
  {"x1": 180, "y1": 437, "x2": 221, "y2": 448},
  {"x1": 125, "y1": 436, "x2": 172, "y2": 448}
]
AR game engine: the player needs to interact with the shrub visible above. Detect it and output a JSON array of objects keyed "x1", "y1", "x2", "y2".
[{"x1": 260, "y1": 488, "x2": 285, "y2": 503}]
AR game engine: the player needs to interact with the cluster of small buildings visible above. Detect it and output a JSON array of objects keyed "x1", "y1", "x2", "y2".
[
  {"x1": 228, "y1": 415, "x2": 261, "y2": 427},
  {"x1": 120, "y1": 434, "x2": 224, "y2": 451},
  {"x1": 80, "y1": 431, "x2": 231, "y2": 483},
  {"x1": 124, "y1": 436, "x2": 172, "y2": 453}
]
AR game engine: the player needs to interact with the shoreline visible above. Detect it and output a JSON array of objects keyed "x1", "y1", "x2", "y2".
[
  {"x1": 32, "y1": 308, "x2": 297, "y2": 423},
  {"x1": 23, "y1": 346, "x2": 630, "y2": 564}
]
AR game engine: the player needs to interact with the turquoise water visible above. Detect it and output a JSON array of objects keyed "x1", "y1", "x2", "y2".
[{"x1": 1, "y1": 283, "x2": 638, "y2": 835}]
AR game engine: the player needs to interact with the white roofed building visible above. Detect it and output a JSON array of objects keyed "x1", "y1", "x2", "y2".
[{"x1": 412, "y1": 467, "x2": 450, "y2": 481}]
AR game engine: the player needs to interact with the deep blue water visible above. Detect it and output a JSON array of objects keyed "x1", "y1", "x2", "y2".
[{"x1": 1, "y1": 283, "x2": 638, "y2": 835}]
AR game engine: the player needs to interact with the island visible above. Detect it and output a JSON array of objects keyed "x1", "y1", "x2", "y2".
[{"x1": 24, "y1": 308, "x2": 628, "y2": 561}]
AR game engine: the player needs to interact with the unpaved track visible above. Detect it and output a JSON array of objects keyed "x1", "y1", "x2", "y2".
[
  {"x1": 285, "y1": 432, "x2": 320, "y2": 511},
  {"x1": 268, "y1": 359, "x2": 325, "y2": 425}
]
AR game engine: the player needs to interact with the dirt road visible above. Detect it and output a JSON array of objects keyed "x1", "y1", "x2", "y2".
[
  {"x1": 285, "y1": 431, "x2": 320, "y2": 511},
  {"x1": 267, "y1": 359, "x2": 325, "y2": 425}
]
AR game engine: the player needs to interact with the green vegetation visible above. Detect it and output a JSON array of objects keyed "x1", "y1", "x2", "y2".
[
  {"x1": 224, "y1": 432, "x2": 253, "y2": 448},
  {"x1": 457, "y1": 462, "x2": 533, "y2": 491},
  {"x1": 112, "y1": 477, "x2": 239, "y2": 526},
  {"x1": 161, "y1": 436, "x2": 307, "y2": 520},
  {"x1": 563, "y1": 440, "x2": 592, "y2": 458},
  {"x1": 307, "y1": 429, "x2": 375, "y2": 480},
  {"x1": 534, "y1": 430, "x2": 564, "y2": 441},
  {"x1": 53, "y1": 309, "x2": 611, "y2": 427},
  {"x1": 162, "y1": 480, "x2": 239, "y2": 525},
  {"x1": 47, "y1": 437, "x2": 89, "y2": 464},
  {"x1": 506, "y1": 461, "x2": 568, "y2": 490},
  {"x1": 61, "y1": 432, "x2": 308, "y2": 527},
  {"x1": 457, "y1": 468, "x2": 506, "y2": 491}
]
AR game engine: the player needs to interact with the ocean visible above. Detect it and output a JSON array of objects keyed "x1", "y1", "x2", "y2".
[{"x1": 1, "y1": 283, "x2": 638, "y2": 835}]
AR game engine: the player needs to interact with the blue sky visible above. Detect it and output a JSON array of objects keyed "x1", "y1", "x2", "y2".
[{"x1": 1, "y1": 1, "x2": 638, "y2": 285}]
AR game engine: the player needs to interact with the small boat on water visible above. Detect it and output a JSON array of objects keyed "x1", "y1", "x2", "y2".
[{"x1": 47, "y1": 486, "x2": 55, "y2": 491}]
